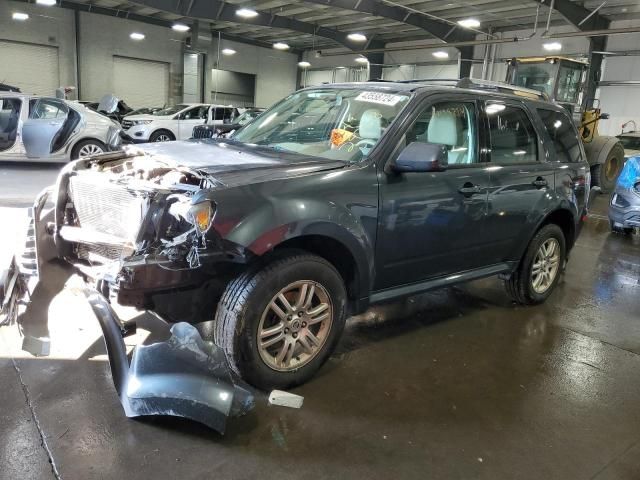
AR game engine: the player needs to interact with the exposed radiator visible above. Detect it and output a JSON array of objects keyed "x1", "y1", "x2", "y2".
[{"x1": 68, "y1": 173, "x2": 145, "y2": 262}]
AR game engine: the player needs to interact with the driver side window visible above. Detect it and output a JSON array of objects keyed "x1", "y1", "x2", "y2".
[{"x1": 403, "y1": 101, "x2": 477, "y2": 165}]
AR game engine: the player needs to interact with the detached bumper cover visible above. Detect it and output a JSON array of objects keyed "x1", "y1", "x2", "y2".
[{"x1": 85, "y1": 290, "x2": 254, "y2": 433}]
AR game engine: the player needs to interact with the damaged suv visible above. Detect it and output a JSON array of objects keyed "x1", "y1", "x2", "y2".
[{"x1": 13, "y1": 81, "x2": 594, "y2": 390}]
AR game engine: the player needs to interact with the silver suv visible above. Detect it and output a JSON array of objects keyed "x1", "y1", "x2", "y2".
[{"x1": 0, "y1": 93, "x2": 122, "y2": 162}]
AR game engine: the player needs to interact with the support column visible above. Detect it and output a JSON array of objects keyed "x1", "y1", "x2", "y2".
[
  {"x1": 458, "y1": 46, "x2": 474, "y2": 79},
  {"x1": 584, "y1": 35, "x2": 607, "y2": 110}
]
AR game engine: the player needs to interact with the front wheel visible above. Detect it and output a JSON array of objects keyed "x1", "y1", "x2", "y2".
[
  {"x1": 505, "y1": 224, "x2": 566, "y2": 305},
  {"x1": 214, "y1": 253, "x2": 347, "y2": 390},
  {"x1": 149, "y1": 130, "x2": 175, "y2": 142}
]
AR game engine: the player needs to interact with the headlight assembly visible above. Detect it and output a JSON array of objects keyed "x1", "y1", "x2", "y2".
[
  {"x1": 188, "y1": 201, "x2": 214, "y2": 234},
  {"x1": 132, "y1": 120, "x2": 153, "y2": 126}
]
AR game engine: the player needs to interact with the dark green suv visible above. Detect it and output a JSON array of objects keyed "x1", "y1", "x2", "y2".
[{"x1": 20, "y1": 80, "x2": 592, "y2": 389}]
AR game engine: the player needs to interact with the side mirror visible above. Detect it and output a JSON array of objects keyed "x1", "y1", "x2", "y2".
[{"x1": 393, "y1": 142, "x2": 448, "y2": 173}]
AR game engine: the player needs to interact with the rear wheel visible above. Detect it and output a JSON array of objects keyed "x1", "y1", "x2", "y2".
[
  {"x1": 505, "y1": 224, "x2": 566, "y2": 305},
  {"x1": 214, "y1": 253, "x2": 347, "y2": 390},
  {"x1": 149, "y1": 130, "x2": 175, "y2": 142},
  {"x1": 71, "y1": 139, "x2": 105, "y2": 159}
]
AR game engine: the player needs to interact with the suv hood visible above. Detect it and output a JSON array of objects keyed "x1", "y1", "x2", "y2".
[{"x1": 124, "y1": 139, "x2": 347, "y2": 188}]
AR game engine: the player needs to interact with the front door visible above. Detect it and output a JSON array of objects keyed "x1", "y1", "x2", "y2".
[
  {"x1": 178, "y1": 105, "x2": 208, "y2": 139},
  {"x1": 375, "y1": 96, "x2": 491, "y2": 290},
  {"x1": 22, "y1": 98, "x2": 71, "y2": 159},
  {"x1": 482, "y1": 100, "x2": 557, "y2": 264}
]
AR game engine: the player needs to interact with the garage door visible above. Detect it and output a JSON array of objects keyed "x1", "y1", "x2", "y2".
[
  {"x1": 0, "y1": 41, "x2": 59, "y2": 95},
  {"x1": 113, "y1": 56, "x2": 169, "y2": 108}
]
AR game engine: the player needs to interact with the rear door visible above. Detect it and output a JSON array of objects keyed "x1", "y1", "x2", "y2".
[
  {"x1": 481, "y1": 99, "x2": 556, "y2": 264},
  {"x1": 375, "y1": 94, "x2": 491, "y2": 289},
  {"x1": 178, "y1": 105, "x2": 208, "y2": 139},
  {"x1": 22, "y1": 97, "x2": 70, "y2": 158},
  {"x1": 536, "y1": 107, "x2": 588, "y2": 216}
]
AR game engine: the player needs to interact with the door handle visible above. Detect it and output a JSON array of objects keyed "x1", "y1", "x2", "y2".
[
  {"x1": 458, "y1": 183, "x2": 482, "y2": 196},
  {"x1": 532, "y1": 177, "x2": 548, "y2": 189}
]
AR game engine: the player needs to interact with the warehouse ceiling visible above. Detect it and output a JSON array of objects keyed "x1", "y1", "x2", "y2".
[{"x1": 53, "y1": 0, "x2": 640, "y2": 49}]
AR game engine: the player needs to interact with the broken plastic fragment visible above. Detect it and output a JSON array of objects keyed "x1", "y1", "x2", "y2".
[
  {"x1": 85, "y1": 290, "x2": 254, "y2": 433},
  {"x1": 268, "y1": 390, "x2": 304, "y2": 409}
]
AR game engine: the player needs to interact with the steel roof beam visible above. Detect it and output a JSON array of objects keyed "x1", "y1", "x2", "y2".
[
  {"x1": 299, "y1": 0, "x2": 476, "y2": 43},
  {"x1": 550, "y1": 0, "x2": 610, "y2": 30},
  {"x1": 128, "y1": 0, "x2": 358, "y2": 49}
]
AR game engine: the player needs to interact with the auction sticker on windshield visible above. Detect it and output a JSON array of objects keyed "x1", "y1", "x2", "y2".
[{"x1": 355, "y1": 91, "x2": 405, "y2": 106}]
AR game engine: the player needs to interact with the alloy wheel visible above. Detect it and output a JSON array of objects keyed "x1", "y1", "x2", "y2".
[
  {"x1": 155, "y1": 134, "x2": 172, "y2": 142},
  {"x1": 78, "y1": 143, "x2": 104, "y2": 158},
  {"x1": 531, "y1": 238, "x2": 560, "y2": 294},
  {"x1": 257, "y1": 280, "x2": 333, "y2": 371}
]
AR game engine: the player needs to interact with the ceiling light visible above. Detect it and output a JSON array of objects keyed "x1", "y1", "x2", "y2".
[
  {"x1": 36, "y1": 0, "x2": 57, "y2": 5},
  {"x1": 222, "y1": 48, "x2": 236, "y2": 55},
  {"x1": 12, "y1": 12, "x2": 29, "y2": 20},
  {"x1": 273, "y1": 42, "x2": 290, "y2": 50},
  {"x1": 432, "y1": 51, "x2": 449, "y2": 59},
  {"x1": 355, "y1": 56, "x2": 369, "y2": 63},
  {"x1": 172, "y1": 23, "x2": 190, "y2": 32},
  {"x1": 130, "y1": 32, "x2": 145, "y2": 40},
  {"x1": 347, "y1": 33, "x2": 367, "y2": 42},
  {"x1": 458, "y1": 18, "x2": 481, "y2": 29},
  {"x1": 236, "y1": 8, "x2": 259, "y2": 18},
  {"x1": 298, "y1": 61, "x2": 311, "y2": 68},
  {"x1": 543, "y1": 42, "x2": 562, "y2": 51}
]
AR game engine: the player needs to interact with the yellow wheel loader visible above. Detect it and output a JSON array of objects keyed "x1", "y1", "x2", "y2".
[{"x1": 506, "y1": 56, "x2": 625, "y2": 193}]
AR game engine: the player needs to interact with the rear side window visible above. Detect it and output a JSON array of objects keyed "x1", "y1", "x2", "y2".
[
  {"x1": 486, "y1": 103, "x2": 538, "y2": 164},
  {"x1": 537, "y1": 109, "x2": 582, "y2": 163}
]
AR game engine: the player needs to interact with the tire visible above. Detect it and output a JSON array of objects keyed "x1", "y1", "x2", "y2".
[
  {"x1": 505, "y1": 224, "x2": 566, "y2": 305},
  {"x1": 214, "y1": 253, "x2": 347, "y2": 390},
  {"x1": 149, "y1": 130, "x2": 175, "y2": 142},
  {"x1": 71, "y1": 139, "x2": 106, "y2": 160},
  {"x1": 591, "y1": 143, "x2": 625, "y2": 194}
]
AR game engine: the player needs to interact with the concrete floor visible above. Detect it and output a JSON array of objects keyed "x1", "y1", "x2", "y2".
[{"x1": 1, "y1": 163, "x2": 640, "y2": 480}]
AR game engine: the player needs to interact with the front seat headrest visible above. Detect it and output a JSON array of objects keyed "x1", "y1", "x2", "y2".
[
  {"x1": 359, "y1": 109, "x2": 382, "y2": 140},
  {"x1": 427, "y1": 110, "x2": 460, "y2": 147}
]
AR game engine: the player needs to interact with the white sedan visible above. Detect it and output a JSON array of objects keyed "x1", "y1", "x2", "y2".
[
  {"x1": 121, "y1": 104, "x2": 239, "y2": 143},
  {"x1": 0, "y1": 93, "x2": 122, "y2": 162}
]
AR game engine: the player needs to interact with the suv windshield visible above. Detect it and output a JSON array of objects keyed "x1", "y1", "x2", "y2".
[
  {"x1": 153, "y1": 104, "x2": 188, "y2": 116},
  {"x1": 233, "y1": 88, "x2": 410, "y2": 161}
]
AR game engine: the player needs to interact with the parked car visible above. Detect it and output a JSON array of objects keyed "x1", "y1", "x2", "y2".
[
  {"x1": 192, "y1": 108, "x2": 265, "y2": 139},
  {"x1": 616, "y1": 131, "x2": 640, "y2": 158},
  {"x1": 609, "y1": 156, "x2": 640, "y2": 234},
  {"x1": 0, "y1": 93, "x2": 122, "y2": 162},
  {"x1": 122, "y1": 104, "x2": 239, "y2": 142},
  {"x1": 124, "y1": 106, "x2": 164, "y2": 117},
  {"x1": 8, "y1": 80, "x2": 595, "y2": 391},
  {"x1": 0, "y1": 83, "x2": 20, "y2": 92}
]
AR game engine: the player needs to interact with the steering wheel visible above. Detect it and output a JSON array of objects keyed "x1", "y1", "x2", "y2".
[{"x1": 356, "y1": 138, "x2": 377, "y2": 149}]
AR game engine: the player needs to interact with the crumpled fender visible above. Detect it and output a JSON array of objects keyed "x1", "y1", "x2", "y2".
[
  {"x1": 85, "y1": 290, "x2": 254, "y2": 433},
  {"x1": 223, "y1": 197, "x2": 375, "y2": 295}
]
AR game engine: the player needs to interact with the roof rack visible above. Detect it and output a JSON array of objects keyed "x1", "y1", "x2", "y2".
[{"x1": 456, "y1": 78, "x2": 549, "y2": 101}]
